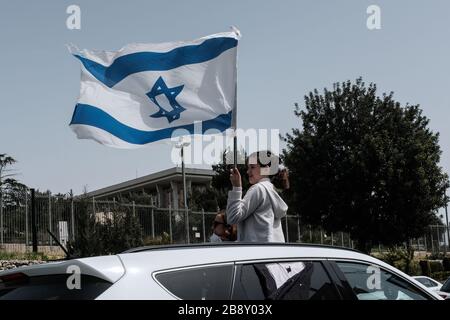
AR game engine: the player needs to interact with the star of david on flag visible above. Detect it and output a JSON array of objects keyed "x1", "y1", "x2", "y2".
[
  {"x1": 147, "y1": 76, "x2": 185, "y2": 123},
  {"x1": 68, "y1": 29, "x2": 240, "y2": 148}
]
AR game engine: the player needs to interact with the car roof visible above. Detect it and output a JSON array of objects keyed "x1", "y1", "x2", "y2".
[
  {"x1": 122, "y1": 242, "x2": 361, "y2": 254},
  {"x1": 117, "y1": 242, "x2": 388, "y2": 271}
]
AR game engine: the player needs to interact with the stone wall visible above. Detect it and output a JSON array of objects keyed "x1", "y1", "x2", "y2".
[{"x1": 0, "y1": 260, "x2": 46, "y2": 272}]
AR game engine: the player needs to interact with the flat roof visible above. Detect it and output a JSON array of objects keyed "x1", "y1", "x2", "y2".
[{"x1": 82, "y1": 167, "x2": 215, "y2": 198}]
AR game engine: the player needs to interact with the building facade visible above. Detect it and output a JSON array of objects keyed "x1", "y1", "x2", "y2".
[{"x1": 84, "y1": 167, "x2": 216, "y2": 210}]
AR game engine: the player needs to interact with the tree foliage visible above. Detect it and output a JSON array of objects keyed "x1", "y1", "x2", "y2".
[
  {"x1": 283, "y1": 78, "x2": 449, "y2": 253},
  {"x1": 0, "y1": 154, "x2": 27, "y2": 207},
  {"x1": 67, "y1": 195, "x2": 143, "y2": 257}
]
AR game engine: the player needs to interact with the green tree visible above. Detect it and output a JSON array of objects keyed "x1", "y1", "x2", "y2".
[
  {"x1": 283, "y1": 78, "x2": 449, "y2": 253},
  {"x1": 0, "y1": 154, "x2": 19, "y2": 207},
  {"x1": 0, "y1": 154, "x2": 16, "y2": 181},
  {"x1": 189, "y1": 186, "x2": 220, "y2": 212},
  {"x1": 0, "y1": 155, "x2": 28, "y2": 243},
  {"x1": 68, "y1": 195, "x2": 143, "y2": 257}
]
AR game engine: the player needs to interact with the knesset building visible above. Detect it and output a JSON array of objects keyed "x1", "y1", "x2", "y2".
[{"x1": 84, "y1": 167, "x2": 215, "y2": 210}]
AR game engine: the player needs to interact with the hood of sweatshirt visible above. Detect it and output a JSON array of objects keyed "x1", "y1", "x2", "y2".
[{"x1": 259, "y1": 180, "x2": 288, "y2": 219}]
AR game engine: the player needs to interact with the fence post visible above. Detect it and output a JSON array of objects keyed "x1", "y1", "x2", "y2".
[
  {"x1": 341, "y1": 232, "x2": 344, "y2": 247},
  {"x1": 151, "y1": 207, "x2": 155, "y2": 239},
  {"x1": 132, "y1": 201, "x2": 136, "y2": 217},
  {"x1": 186, "y1": 208, "x2": 190, "y2": 244},
  {"x1": 25, "y1": 190, "x2": 29, "y2": 250},
  {"x1": 430, "y1": 226, "x2": 435, "y2": 253},
  {"x1": 48, "y1": 192, "x2": 53, "y2": 247},
  {"x1": 0, "y1": 190, "x2": 3, "y2": 246},
  {"x1": 297, "y1": 216, "x2": 301, "y2": 243},
  {"x1": 331, "y1": 232, "x2": 334, "y2": 246},
  {"x1": 309, "y1": 226, "x2": 312, "y2": 243},
  {"x1": 71, "y1": 197, "x2": 75, "y2": 241},
  {"x1": 320, "y1": 230, "x2": 323, "y2": 244},
  {"x1": 285, "y1": 217, "x2": 289, "y2": 242},
  {"x1": 436, "y1": 225, "x2": 441, "y2": 255},
  {"x1": 169, "y1": 205, "x2": 173, "y2": 243},
  {"x1": 202, "y1": 209, "x2": 206, "y2": 243},
  {"x1": 31, "y1": 189, "x2": 37, "y2": 253}
]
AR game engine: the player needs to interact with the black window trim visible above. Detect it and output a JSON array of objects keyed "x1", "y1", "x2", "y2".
[
  {"x1": 152, "y1": 262, "x2": 235, "y2": 300},
  {"x1": 321, "y1": 260, "x2": 352, "y2": 300},
  {"x1": 233, "y1": 257, "x2": 329, "y2": 267},
  {"x1": 327, "y1": 258, "x2": 438, "y2": 300}
]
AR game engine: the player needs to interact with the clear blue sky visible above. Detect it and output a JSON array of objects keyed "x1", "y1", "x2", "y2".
[{"x1": 1, "y1": 0, "x2": 450, "y2": 205}]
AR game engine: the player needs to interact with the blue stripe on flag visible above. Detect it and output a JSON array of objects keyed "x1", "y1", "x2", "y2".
[
  {"x1": 74, "y1": 37, "x2": 237, "y2": 88},
  {"x1": 70, "y1": 104, "x2": 232, "y2": 145}
]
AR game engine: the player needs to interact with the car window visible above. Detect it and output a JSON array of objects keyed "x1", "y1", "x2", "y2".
[
  {"x1": 429, "y1": 279, "x2": 441, "y2": 287},
  {"x1": 0, "y1": 274, "x2": 111, "y2": 300},
  {"x1": 415, "y1": 277, "x2": 434, "y2": 287},
  {"x1": 232, "y1": 261, "x2": 341, "y2": 300},
  {"x1": 335, "y1": 262, "x2": 431, "y2": 300},
  {"x1": 155, "y1": 264, "x2": 233, "y2": 300}
]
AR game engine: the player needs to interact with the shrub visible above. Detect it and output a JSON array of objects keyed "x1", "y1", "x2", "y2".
[
  {"x1": 143, "y1": 232, "x2": 171, "y2": 246},
  {"x1": 443, "y1": 257, "x2": 450, "y2": 271},
  {"x1": 430, "y1": 271, "x2": 450, "y2": 282},
  {"x1": 379, "y1": 247, "x2": 416, "y2": 275},
  {"x1": 419, "y1": 260, "x2": 430, "y2": 276},
  {"x1": 429, "y1": 260, "x2": 444, "y2": 273},
  {"x1": 0, "y1": 251, "x2": 49, "y2": 261},
  {"x1": 67, "y1": 198, "x2": 143, "y2": 257}
]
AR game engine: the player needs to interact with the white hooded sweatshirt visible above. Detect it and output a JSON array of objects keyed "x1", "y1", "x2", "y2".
[{"x1": 226, "y1": 178, "x2": 288, "y2": 242}]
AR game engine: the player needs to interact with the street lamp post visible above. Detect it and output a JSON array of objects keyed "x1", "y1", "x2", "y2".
[
  {"x1": 445, "y1": 190, "x2": 449, "y2": 249},
  {"x1": 175, "y1": 140, "x2": 191, "y2": 244}
]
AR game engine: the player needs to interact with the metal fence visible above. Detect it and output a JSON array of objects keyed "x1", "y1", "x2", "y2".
[{"x1": 0, "y1": 194, "x2": 449, "y2": 255}]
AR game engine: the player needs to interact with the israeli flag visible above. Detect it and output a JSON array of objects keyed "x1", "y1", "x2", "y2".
[{"x1": 69, "y1": 29, "x2": 240, "y2": 148}]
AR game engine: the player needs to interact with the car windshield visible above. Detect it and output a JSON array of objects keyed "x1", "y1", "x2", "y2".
[{"x1": 441, "y1": 278, "x2": 450, "y2": 293}]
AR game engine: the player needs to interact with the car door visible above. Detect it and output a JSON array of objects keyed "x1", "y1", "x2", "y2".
[{"x1": 231, "y1": 259, "x2": 343, "y2": 300}]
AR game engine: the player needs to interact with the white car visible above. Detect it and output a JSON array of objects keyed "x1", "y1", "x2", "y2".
[
  {"x1": 412, "y1": 276, "x2": 442, "y2": 292},
  {"x1": 0, "y1": 243, "x2": 443, "y2": 300}
]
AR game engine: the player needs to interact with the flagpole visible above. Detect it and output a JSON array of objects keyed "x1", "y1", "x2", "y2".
[
  {"x1": 233, "y1": 29, "x2": 239, "y2": 168},
  {"x1": 176, "y1": 140, "x2": 190, "y2": 244},
  {"x1": 445, "y1": 189, "x2": 449, "y2": 249},
  {"x1": 181, "y1": 145, "x2": 190, "y2": 244},
  {"x1": 232, "y1": 64, "x2": 237, "y2": 168}
]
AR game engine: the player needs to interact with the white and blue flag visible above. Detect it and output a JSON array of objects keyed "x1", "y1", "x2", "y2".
[{"x1": 69, "y1": 29, "x2": 239, "y2": 148}]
